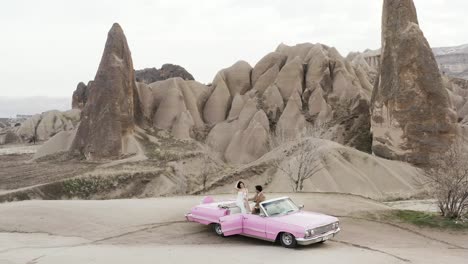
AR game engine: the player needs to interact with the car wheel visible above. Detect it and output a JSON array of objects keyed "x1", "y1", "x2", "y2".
[
  {"x1": 213, "y1": 223, "x2": 224, "y2": 237},
  {"x1": 280, "y1": 232, "x2": 297, "y2": 248}
]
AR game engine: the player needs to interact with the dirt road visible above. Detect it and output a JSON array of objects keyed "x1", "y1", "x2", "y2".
[
  {"x1": 0, "y1": 153, "x2": 94, "y2": 192},
  {"x1": 1, "y1": 193, "x2": 467, "y2": 264}
]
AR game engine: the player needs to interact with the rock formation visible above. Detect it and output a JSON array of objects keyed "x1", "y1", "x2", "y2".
[
  {"x1": 39, "y1": 23, "x2": 378, "y2": 164},
  {"x1": 252, "y1": 52, "x2": 286, "y2": 94},
  {"x1": 34, "y1": 130, "x2": 77, "y2": 159},
  {"x1": 13, "y1": 110, "x2": 80, "y2": 142},
  {"x1": 347, "y1": 52, "x2": 379, "y2": 85},
  {"x1": 276, "y1": 91, "x2": 306, "y2": 139},
  {"x1": 224, "y1": 110, "x2": 270, "y2": 164},
  {"x1": 371, "y1": 0, "x2": 458, "y2": 165},
  {"x1": 0, "y1": 130, "x2": 20, "y2": 145},
  {"x1": 137, "y1": 78, "x2": 210, "y2": 139},
  {"x1": 204, "y1": 42, "x2": 374, "y2": 162},
  {"x1": 70, "y1": 23, "x2": 139, "y2": 160},
  {"x1": 71, "y1": 82, "x2": 88, "y2": 110},
  {"x1": 444, "y1": 76, "x2": 468, "y2": 124},
  {"x1": 72, "y1": 65, "x2": 194, "y2": 110},
  {"x1": 130, "y1": 42, "x2": 375, "y2": 163},
  {"x1": 0, "y1": 110, "x2": 80, "y2": 145},
  {"x1": 135, "y1": 64, "x2": 194, "y2": 84}
]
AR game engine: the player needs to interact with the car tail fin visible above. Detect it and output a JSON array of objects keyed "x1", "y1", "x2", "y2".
[{"x1": 201, "y1": 196, "x2": 215, "y2": 204}]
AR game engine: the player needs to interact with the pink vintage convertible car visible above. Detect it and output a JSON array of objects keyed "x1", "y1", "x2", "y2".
[{"x1": 185, "y1": 196, "x2": 340, "y2": 248}]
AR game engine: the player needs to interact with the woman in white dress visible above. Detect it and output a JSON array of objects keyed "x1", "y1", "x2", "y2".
[{"x1": 235, "y1": 181, "x2": 250, "y2": 214}]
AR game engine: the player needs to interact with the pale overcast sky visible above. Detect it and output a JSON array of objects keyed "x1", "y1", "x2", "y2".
[{"x1": 0, "y1": 0, "x2": 467, "y2": 116}]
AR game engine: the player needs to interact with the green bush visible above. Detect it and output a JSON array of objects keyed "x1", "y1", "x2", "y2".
[{"x1": 390, "y1": 210, "x2": 468, "y2": 230}]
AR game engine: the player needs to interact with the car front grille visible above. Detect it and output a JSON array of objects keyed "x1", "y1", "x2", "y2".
[{"x1": 315, "y1": 224, "x2": 334, "y2": 235}]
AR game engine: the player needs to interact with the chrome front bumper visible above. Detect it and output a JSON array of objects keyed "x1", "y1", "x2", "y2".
[{"x1": 296, "y1": 228, "x2": 341, "y2": 246}]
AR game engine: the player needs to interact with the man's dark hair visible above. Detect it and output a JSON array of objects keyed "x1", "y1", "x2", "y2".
[
  {"x1": 255, "y1": 185, "x2": 263, "y2": 192},
  {"x1": 237, "y1": 181, "x2": 244, "y2": 189}
]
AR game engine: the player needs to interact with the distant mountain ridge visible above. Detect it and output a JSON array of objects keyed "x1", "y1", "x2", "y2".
[
  {"x1": 360, "y1": 44, "x2": 468, "y2": 80},
  {"x1": 433, "y1": 44, "x2": 468, "y2": 80},
  {"x1": 433, "y1": 43, "x2": 468, "y2": 56}
]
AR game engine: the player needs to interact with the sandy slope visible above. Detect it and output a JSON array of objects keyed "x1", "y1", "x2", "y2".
[
  {"x1": 1, "y1": 138, "x2": 426, "y2": 202},
  {"x1": 207, "y1": 138, "x2": 425, "y2": 200},
  {"x1": 1, "y1": 193, "x2": 467, "y2": 264}
]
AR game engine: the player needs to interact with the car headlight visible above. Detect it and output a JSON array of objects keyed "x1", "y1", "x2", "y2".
[
  {"x1": 305, "y1": 229, "x2": 315, "y2": 238},
  {"x1": 333, "y1": 222, "x2": 339, "y2": 229}
]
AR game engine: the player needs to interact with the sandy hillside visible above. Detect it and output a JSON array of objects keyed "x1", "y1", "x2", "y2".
[
  {"x1": 0, "y1": 137, "x2": 426, "y2": 202},
  {"x1": 0, "y1": 193, "x2": 467, "y2": 264},
  {"x1": 202, "y1": 138, "x2": 425, "y2": 200}
]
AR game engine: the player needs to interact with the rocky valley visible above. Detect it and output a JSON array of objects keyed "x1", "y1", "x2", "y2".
[
  {"x1": 1, "y1": 0, "x2": 468, "y2": 203},
  {"x1": 2, "y1": 1, "x2": 468, "y2": 264}
]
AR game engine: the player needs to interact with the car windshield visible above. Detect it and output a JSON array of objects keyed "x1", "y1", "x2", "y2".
[{"x1": 261, "y1": 198, "x2": 299, "y2": 216}]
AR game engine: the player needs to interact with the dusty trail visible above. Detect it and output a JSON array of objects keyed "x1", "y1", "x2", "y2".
[
  {"x1": 0, "y1": 154, "x2": 94, "y2": 191},
  {"x1": 1, "y1": 194, "x2": 467, "y2": 264}
]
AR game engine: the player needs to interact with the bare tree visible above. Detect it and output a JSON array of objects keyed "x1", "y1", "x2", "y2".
[
  {"x1": 268, "y1": 123, "x2": 325, "y2": 192},
  {"x1": 425, "y1": 140, "x2": 468, "y2": 219},
  {"x1": 273, "y1": 141, "x2": 323, "y2": 192},
  {"x1": 268, "y1": 122, "x2": 323, "y2": 192}
]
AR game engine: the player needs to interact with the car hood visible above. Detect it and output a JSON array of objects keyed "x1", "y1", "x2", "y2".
[{"x1": 270, "y1": 211, "x2": 338, "y2": 229}]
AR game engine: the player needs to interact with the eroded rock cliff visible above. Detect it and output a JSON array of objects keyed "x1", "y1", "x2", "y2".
[{"x1": 371, "y1": 0, "x2": 458, "y2": 165}]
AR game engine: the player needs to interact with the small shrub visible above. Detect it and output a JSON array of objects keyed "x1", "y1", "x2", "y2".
[
  {"x1": 389, "y1": 210, "x2": 468, "y2": 230},
  {"x1": 425, "y1": 140, "x2": 468, "y2": 219}
]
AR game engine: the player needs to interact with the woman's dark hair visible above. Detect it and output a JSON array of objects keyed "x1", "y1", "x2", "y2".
[
  {"x1": 255, "y1": 185, "x2": 263, "y2": 192},
  {"x1": 237, "y1": 181, "x2": 244, "y2": 189}
]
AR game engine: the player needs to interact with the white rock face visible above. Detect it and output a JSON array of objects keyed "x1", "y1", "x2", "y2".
[
  {"x1": 308, "y1": 87, "x2": 332, "y2": 124},
  {"x1": 206, "y1": 122, "x2": 235, "y2": 154},
  {"x1": 33, "y1": 130, "x2": 77, "y2": 159},
  {"x1": 132, "y1": 42, "x2": 374, "y2": 163},
  {"x1": 227, "y1": 94, "x2": 245, "y2": 121},
  {"x1": 222, "y1": 61, "x2": 252, "y2": 96},
  {"x1": 262, "y1": 85, "x2": 284, "y2": 121},
  {"x1": 36, "y1": 42, "x2": 378, "y2": 164},
  {"x1": 203, "y1": 61, "x2": 253, "y2": 125},
  {"x1": 224, "y1": 110, "x2": 270, "y2": 164},
  {"x1": 172, "y1": 111, "x2": 195, "y2": 139},
  {"x1": 153, "y1": 85, "x2": 186, "y2": 130},
  {"x1": 141, "y1": 78, "x2": 211, "y2": 138},
  {"x1": 275, "y1": 56, "x2": 304, "y2": 100},
  {"x1": 444, "y1": 77, "x2": 468, "y2": 123},
  {"x1": 276, "y1": 92, "x2": 306, "y2": 140},
  {"x1": 206, "y1": 95, "x2": 268, "y2": 164},
  {"x1": 136, "y1": 82, "x2": 155, "y2": 124},
  {"x1": 203, "y1": 76, "x2": 231, "y2": 125},
  {"x1": 252, "y1": 52, "x2": 287, "y2": 94},
  {"x1": 15, "y1": 109, "x2": 80, "y2": 142}
]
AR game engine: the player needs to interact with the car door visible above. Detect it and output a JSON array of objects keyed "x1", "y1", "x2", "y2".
[
  {"x1": 219, "y1": 214, "x2": 243, "y2": 236},
  {"x1": 242, "y1": 214, "x2": 267, "y2": 239}
]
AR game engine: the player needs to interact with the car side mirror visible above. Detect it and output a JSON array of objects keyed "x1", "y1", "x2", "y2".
[{"x1": 298, "y1": 205, "x2": 304, "y2": 210}]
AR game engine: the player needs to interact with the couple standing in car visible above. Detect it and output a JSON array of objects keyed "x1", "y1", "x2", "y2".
[{"x1": 235, "y1": 181, "x2": 265, "y2": 214}]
